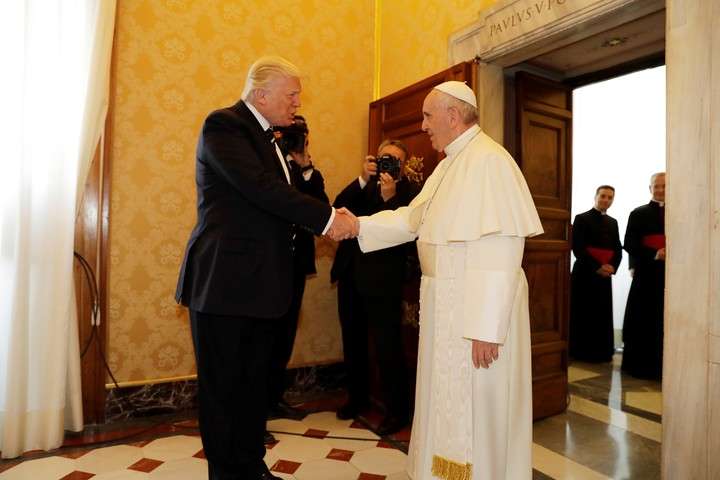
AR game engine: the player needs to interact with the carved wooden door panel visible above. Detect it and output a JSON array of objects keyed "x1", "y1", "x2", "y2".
[{"x1": 515, "y1": 72, "x2": 572, "y2": 420}]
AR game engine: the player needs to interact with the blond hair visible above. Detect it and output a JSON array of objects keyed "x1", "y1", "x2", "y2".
[{"x1": 241, "y1": 56, "x2": 301, "y2": 103}]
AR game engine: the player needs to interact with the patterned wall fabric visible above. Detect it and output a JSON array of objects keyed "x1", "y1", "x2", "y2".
[
  {"x1": 378, "y1": 0, "x2": 495, "y2": 97},
  {"x1": 108, "y1": 0, "x2": 374, "y2": 383}
]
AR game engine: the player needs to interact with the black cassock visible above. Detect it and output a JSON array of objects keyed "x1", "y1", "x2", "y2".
[
  {"x1": 622, "y1": 200, "x2": 665, "y2": 380},
  {"x1": 569, "y1": 208, "x2": 623, "y2": 362}
]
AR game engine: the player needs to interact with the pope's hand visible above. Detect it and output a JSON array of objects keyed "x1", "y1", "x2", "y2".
[{"x1": 472, "y1": 340, "x2": 499, "y2": 369}]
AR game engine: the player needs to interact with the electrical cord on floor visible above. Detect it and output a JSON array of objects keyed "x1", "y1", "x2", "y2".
[{"x1": 73, "y1": 251, "x2": 120, "y2": 389}]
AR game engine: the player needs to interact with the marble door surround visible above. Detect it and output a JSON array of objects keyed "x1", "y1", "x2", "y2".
[{"x1": 448, "y1": 0, "x2": 720, "y2": 478}]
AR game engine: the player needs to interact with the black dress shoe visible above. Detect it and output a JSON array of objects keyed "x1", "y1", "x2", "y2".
[
  {"x1": 256, "y1": 469, "x2": 282, "y2": 480},
  {"x1": 336, "y1": 401, "x2": 365, "y2": 420},
  {"x1": 375, "y1": 415, "x2": 408, "y2": 436},
  {"x1": 264, "y1": 430, "x2": 277, "y2": 444},
  {"x1": 267, "y1": 400, "x2": 305, "y2": 420},
  {"x1": 254, "y1": 463, "x2": 282, "y2": 480}
]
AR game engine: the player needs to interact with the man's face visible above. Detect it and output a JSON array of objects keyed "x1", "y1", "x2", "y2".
[
  {"x1": 650, "y1": 174, "x2": 665, "y2": 202},
  {"x1": 594, "y1": 188, "x2": 615, "y2": 212},
  {"x1": 421, "y1": 91, "x2": 453, "y2": 152},
  {"x1": 258, "y1": 75, "x2": 301, "y2": 127}
]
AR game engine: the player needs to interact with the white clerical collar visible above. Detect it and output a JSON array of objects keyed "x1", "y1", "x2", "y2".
[
  {"x1": 651, "y1": 199, "x2": 665, "y2": 207},
  {"x1": 593, "y1": 207, "x2": 607, "y2": 215},
  {"x1": 245, "y1": 101, "x2": 271, "y2": 131},
  {"x1": 444, "y1": 124, "x2": 481, "y2": 158}
]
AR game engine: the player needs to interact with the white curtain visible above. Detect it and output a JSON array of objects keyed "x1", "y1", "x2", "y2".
[{"x1": 0, "y1": 0, "x2": 116, "y2": 458}]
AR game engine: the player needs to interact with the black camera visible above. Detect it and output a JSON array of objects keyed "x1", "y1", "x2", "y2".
[{"x1": 375, "y1": 154, "x2": 401, "y2": 180}]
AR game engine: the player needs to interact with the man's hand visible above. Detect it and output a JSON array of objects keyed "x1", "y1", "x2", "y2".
[
  {"x1": 596, "y1": 264, "x2": 615, "y2": 277},
  {"x1": 655, "y1": 247, "x2": 666, "y2": 261},
  {"x1": 361, "y1": 156, "x2": 377, "y2": 183},
  {"x1": 472, "y1": 340, "x2": 499, "y2": 369},
  {"x1": 327, "y1": 208, "x2": 359, "y2": 241},
  {"x1": 379, "y1": 172, "x2": 397, "y2": 202}
]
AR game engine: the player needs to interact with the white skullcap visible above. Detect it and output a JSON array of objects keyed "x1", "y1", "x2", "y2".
[{"x1": 433, "y1": 81, "x2": 477, "y2": 108}]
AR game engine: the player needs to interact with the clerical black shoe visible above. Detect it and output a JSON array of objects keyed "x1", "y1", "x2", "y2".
[
  {"x1": 263, "y1": 430, "x2": 277, "y2": 444},
  {"x1": 336, "y1": 401, "x2": 366, "y2": 420},
  {"x1": 375, "y1": 415, "x2": 408, "y2": 437},
  {"x1": 267, "y1": 400, "x2": 305, "y2": 420}
]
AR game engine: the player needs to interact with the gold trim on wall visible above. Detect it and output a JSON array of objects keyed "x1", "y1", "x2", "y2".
[
  {"x1": 373, "y1": 0, "x2": 382, "y2": 100},
  {"x1": 105, "y1": 374, "x2": 197, "y2": 390}
]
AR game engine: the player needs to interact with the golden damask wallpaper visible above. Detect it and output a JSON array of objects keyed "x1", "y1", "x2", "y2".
[
  {"x1": 107, "y1": 0, "x2": 497, "y2": 384},
  {"x1": 107, "y1": 0, "x2": 374, "y2": 383},
  {"x1": 378, "y1": 0, "x2": 495, "y2": 97}
]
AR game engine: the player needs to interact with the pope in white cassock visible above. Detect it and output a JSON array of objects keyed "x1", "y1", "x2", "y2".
[{"x1": 356, "y1": 81, "x2": 543, "y2": 480}]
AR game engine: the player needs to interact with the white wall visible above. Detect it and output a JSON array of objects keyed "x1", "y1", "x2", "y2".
[{"x1": 571, "y1": 66, "x2": 666, "y2": 339}]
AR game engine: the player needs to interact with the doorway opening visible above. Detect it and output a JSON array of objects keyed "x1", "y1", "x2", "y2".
[{"x1": 571, "y1": 66, "x2": 666, "y2": 351}]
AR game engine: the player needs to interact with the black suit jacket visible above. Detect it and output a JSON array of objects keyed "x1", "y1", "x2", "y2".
[
  {"x1": 330, "y1": 176, "x2": 420, "y2": 296},
  {"x1": 571, "y1": 208, "x2": 622, "y2": 274},
  {"x1": 289, "y1": 162, "x2": 329, "y2": 275},
  {"x1": 175, "y1": 101, "x2": 332, "y2": 318}
]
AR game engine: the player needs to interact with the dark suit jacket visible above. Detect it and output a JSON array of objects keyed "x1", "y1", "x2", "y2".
[
  {"x1": 330, "y1": 176, "x2": 420, "y2": 297},
  {"x1": 571, "y1": 208, "x2": 622, "y2": 274},
  {"x1": 289, "y1": 162, "x2": 329, "y2": 275},
  {"x1": 175, "y1": 101, "x2": 332, "y2": 318}
]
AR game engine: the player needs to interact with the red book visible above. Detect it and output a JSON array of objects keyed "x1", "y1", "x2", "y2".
[
  {"x1": 586, "y1": 247, "x2": 614, "y2": 265},
  {"x1": 642, "y1": 234, "x2": 666, "y2": 250}
]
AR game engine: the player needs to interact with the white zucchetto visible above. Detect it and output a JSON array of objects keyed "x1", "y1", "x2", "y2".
[{"x1": 433, "y1": 81, "x2": 477, "y2": 108}]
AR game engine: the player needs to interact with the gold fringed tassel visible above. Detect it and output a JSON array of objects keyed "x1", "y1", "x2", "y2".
[{"x1": 431, "y1": 455, "x2": 472, "y2": 480}]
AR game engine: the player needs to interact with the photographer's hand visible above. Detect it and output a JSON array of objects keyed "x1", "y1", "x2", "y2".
[
  {"x1": 379, "y1": 172, "x2": 397, "y2": 202},
  {"x1": 361, "y1": 155, "x2": 377, "y2": 183}
]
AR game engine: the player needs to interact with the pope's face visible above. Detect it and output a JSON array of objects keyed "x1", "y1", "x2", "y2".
[
  {"x1": 421, "y1": 91, "x2": 453, "y2": 152},
  {"x1": 259, "y1": 75, "x2": 301, "y2": 127}
]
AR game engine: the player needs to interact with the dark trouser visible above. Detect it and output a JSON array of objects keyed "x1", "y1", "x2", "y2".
[
  {"x1": 337, "y1": 278, "x2": 408, "y2": 418},
  {"x1": 190, "y1": 310, "x2": 275, "y2": 480},
  {"x1": 268, "y1": 267, "x2": 307, "y2": 407}
]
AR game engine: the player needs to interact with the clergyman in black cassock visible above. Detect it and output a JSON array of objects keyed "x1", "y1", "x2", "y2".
[
  {"x1": 569, "y1": 186, "x2": 623, "y2": 362},
  {"x1": 622, "y1": 173, "x2": 666, "y2": 380}
]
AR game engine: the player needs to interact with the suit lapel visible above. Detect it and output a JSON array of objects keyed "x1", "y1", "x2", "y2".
[{"x1": 233, "y1": 101, "x2": 288, "y2": 182}]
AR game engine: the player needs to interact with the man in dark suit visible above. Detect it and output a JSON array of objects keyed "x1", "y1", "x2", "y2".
[
  {"x1": 175, "y1": 56, "x2": 356, "y2": 480},
  {"x1": 266, "y1": 116, "x2": 329, "y2": 427},
  {"x1": 331, "y1": 140, "x2": 420, "y2": 436},
  {"x1": 622, "y1": 172, "x2": 666, "y2": 380},
  {"x1": 569, "y1": 185, "x2": 623, "y2": 363}
]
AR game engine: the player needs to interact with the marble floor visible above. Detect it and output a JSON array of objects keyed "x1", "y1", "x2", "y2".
[{"x1": 0, "y1": 356, "x2": 662, "y2": 479}]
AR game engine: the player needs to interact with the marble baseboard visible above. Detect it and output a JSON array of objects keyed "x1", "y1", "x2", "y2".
[
  {"x1": 105, "y1": 380, "x2": 198, "y2": 423},
  {"x1": 104, "y1": 363, "x2": 347, "y2": 423}
]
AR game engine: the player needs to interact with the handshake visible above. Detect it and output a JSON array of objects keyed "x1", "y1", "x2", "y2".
[{"x1": 326, "y1": 208, "x2": 359, "y2": 241}]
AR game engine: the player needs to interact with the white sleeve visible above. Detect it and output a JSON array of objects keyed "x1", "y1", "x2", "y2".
[
  {"x1": 357, "y1": 206, "x2": 417, "y2": 252},
  {"x1": 462, "y1": 235, "x2": 525, "y2": 344}
]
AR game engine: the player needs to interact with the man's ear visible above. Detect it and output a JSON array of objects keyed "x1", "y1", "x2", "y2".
[
  {"x1": 447, "y1": 106, "x2": 460, "y2": 127},
  {"x1": 255, "y1": 88, "x2": 267, "y2": 106}
]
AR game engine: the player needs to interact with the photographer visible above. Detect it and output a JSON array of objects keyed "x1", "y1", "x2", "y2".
[
  {"x1": 330, "y1": 139, "x2": 420, "y2": 436},
  {"x1": 266, "y1": 115, "x2": 329, "y2": 432}
]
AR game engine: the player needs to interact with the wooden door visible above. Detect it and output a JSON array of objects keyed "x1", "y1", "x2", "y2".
[
  {"x1": 367, "y1": 62, "x2": 475, "y2": 414},
  {"x1": 515, "y1": 72, "x2": 572, "y2": 420}
]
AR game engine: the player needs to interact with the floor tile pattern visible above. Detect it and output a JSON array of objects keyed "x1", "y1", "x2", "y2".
[{"x1": 1, "y1": 356, "x2": 663, "y2": 479}]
